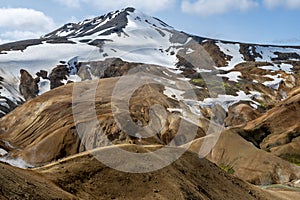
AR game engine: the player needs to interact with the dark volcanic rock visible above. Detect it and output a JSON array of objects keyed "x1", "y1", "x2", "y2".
[
  {"x1": 202, "y1": 40, "x2": 231, "y2": 67},
  {"x1": 239, "y1": 44, "x2": 263, "y2": 61},
  {"x1": 272, "y1": 52, "x2": 300, "y2": 61},
  {"x1": 43, "y1": 7, "x2": 136, "y2": 40},
  {"x1": 102, "y1": 59, "x2": 135, "y2": 78},
  {"x1": 49, "y1": 65, "x2": 69, "y2": 89},
  {"x1": 36, "y1": 70, "x2": 48, "y2": 79},
  {"x1": 0, "y1": 39, "x2": 43, "y2": 54},
  {"x1": 19, "y1": 69, "x2": 39, "y2": 100},
  {"x1": 78, "y1": 58, "x2": 139, "y2": 80}
]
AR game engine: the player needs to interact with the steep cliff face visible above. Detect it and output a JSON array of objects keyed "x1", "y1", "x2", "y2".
[
  {"x1": 19, "y1": 69, "x2": 39, "y2": 100},
  {"x1": 239, "y1": 87, "x2": 300, "y2": 160}
]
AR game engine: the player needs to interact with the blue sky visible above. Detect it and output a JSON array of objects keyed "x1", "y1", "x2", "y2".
[{"x1": 0, "y1": 0, "x2": 299, "y2": 45}]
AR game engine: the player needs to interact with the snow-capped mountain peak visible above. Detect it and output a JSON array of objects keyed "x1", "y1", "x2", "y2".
[{"x1": 43, "y1": 7, "x2": 173, "y2": 39}]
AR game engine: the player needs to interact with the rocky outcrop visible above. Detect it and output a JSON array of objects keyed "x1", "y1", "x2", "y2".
[
  {"x1": 49, "y1": 65, "x2": 69, "y2": 89},
  {"x1": 239, "y1": 44, "x2": 262, "y2": 61},
  {"x1": 272, "y1": 52, "x2": 300, "y2": 61},
  {"x1": 43, "y1": 8, "x2": 135, "y2": 40},
  {"x1": 202, "y1": 40, "x2": 231, "y2": 67},
  {"x1": 78, "y1": 58, "x2": 139, "y2": 81},
  {"x1": 36, "y1": 70, "x2": 48, "y2": 79},
  {"x1": 187, "y1": 130, "x2": 300, "y2": 185},
  {"x1": 225, "y1": 103, "x2": 261, "y2": 127},
  {"x1": 19, "y1": 69, "x2": 39, "y2": 100},
  {"x1": 0, "y1": 39, "x2": 43, "y2": 54},
  {"x1": 239, "y1": 87, "x2": 300, "y2": 161}
]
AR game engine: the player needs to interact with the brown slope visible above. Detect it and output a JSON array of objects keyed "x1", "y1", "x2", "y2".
[
  {"x1": 33, "y1": 144, "x2": 284, "y2": 200},
  {"x1": 238, "y1": 87, "x2": 300, "y2": 161},
  {"x1": 0, "y1": 163, "x2": 76, "y2": 199},
  {"x1": 186, "y1": 130, "x2": 300, "y2": 185},
  {"x1": 0, "y1": 143, "x2": 298, "y2": 199},
  {"x1": 0, "y1": 76, "x2": 205, "y2": 166}
]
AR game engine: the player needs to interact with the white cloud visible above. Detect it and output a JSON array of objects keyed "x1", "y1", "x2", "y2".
[
  {"x1": 54, "y1": 0, "x2": 81, "y2": 8},
  {"x1": 264, "y1": 0, "x2": 300, "y2": 9},
  {"x1": 0, "y1": 8, "x2": 56, "y2": 43},
  {"x1": 53, "y1": 0, "x2": 175, "y2": 13},
  {"x1": 0, "y1": 31, "x2": 44, "y2": 40},
  {"x1": 0, "y1": 8, "x2": 56, "y2": 31},
  {"x1": 85, "y1": 0, "x2": 176, "y2": 12},
  {"x1": 181, "y1": 0, "x2": 258, "y2": 16},
  {"x1": 0, "y1": 30, "x2": 46, "y2": 44}
]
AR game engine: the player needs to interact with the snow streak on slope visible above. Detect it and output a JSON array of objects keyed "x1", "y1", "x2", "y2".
[
  {"x1": 263, "y1": 74, "x2": 284, "y2": 90},
  {"x1": 255, "y1": 46, "x2": 300, "y2": 62},
  {"x1": 0, "y1": 42, "x2": 101, "y2": 75},
  {"x1": 0, "y1": 157, "x2": 33, "y2": 169},
  {"x1": 0, "y1": 68, "x2": 24, "y2": 115},
  {"x1": 217, "y1": 71, "x2": 241, "y2": 82},
  {"x1": 258, "y1": 63, "x2": 294, "y2": 74},
  {"x1": 216, "y1": 42, "x2": 244, "y2": 71}
]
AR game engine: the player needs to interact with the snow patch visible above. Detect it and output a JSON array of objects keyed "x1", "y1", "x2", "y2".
[
  {"x1": 259, "y1": 63, "x2": 294, "y2": 74},
  {"x1": 199, "y1": 91, "x2": 258, "y2": 111},
  {"x1": 280, "y1": 63, "x2": 293, "y2": 74},
  {"x1": 250, "y1": 103, "x2": 258, "y2": 109},
  {"x1": 185, "y1": 100, "x2": 203, "y2": 117},
  {"x1": 163, "y1": 86, "x2": 184, "y2": 101},
  {"x1": 4, "y1": 141, "x2": 15, "y2": 149},
  {"x1": 258, "y1": 65, "x2": 280, "y2": 72},
  {"x1": 216, "y1": 42, "x2": 244, "y2": 71},
  {"x1": 196, "y1": 68, "x2": 212, "y2": 73},
  {"x1": 167, "y1": 108, "x2": 183, "y2": 114},
  {"x1": 255, "y1": 46, "x2": 300, "y2": 62},
  {"x1": 38, "y1": 78, "x2": 51, "y2": 95},
  {"x1": 263, "y1": 74, "x2": 283, "y2": 90},
  {"x1": 0, "y1": 157, "x2": 33, "y2": 169},
  {"x1": 0, "y1": 148, "x2": 7, "y2": 156},
  {"x1": 217, "y1": 71, "x2": 241, "y2": 82},
  {"x1": 186, "y1": 48, "x2": 194, "y2": 54}
]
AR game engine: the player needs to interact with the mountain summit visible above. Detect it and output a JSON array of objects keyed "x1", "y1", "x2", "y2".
[{"x1": 43, "y1": 7, "x2": 173, "y2": 39}]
